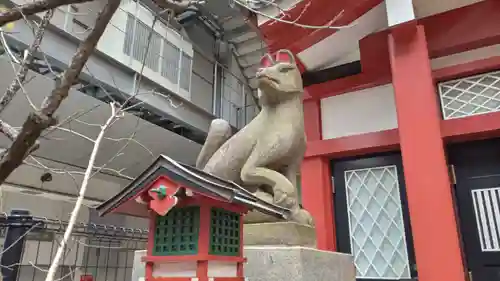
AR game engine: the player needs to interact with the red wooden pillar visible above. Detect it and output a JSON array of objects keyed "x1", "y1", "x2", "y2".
[
  {"x1": 197, "y1": 204, "x2": 211, "y2": 281},
  {"x1": 301, "y1": 98, "x2": 336, "y2": 251},
  {"x1": 388, "y1": 24, "x2": 466, "y2": 281},
  {"x1": 145, "y1": 212, "x2": 156, "y2": 281}
]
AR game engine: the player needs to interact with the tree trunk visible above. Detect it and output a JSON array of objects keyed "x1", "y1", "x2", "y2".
[
  {"x1": 0, "y1": 0, "x2": 121, "y2": 184},
  {"x1": 0, "y1": 10, "x2": 53, "y2": 114},
  {"x1": 0, "y1": 0, "x2": 92, "y2": 27}
]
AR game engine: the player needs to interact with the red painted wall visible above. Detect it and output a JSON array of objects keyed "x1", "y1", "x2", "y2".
[{"x1": 306, "y1": 0, "x2": 500, "y2": 100}]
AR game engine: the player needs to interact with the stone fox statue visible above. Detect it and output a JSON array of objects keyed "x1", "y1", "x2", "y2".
[{"x1": 196, "y1": 49, "x2": 313, "y2": 226}]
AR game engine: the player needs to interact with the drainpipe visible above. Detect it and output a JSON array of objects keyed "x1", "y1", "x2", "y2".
[{"x1": 213, "y1": 61, "x2": 224, "y2": 117}]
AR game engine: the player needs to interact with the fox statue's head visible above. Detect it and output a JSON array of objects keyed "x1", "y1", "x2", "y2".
[{"x1": 256, "y1": 49, "x2": 303, "y2": 105}]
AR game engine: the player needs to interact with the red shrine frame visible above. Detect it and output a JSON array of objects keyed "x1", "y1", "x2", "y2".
[{"x1": 258, "y1": 1, "x2": 500, "y2": 281}]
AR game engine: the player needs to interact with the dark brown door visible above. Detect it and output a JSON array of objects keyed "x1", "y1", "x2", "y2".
[
  {"x1": 449, "y1": 139, "x2": 500, "y2": 281},
  {"x1": 332, "y1": 152, "x2": 417, "y2": 281}
]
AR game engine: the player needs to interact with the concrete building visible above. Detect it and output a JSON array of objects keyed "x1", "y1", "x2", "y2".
[
  {"x1": 0, "y1": 1, "x2": 268, "y2": 278},
  {"x1": 0, "y1": 0, "x2": 268, "y2": 212},
  {"x1": 253, "y1": 0, "x2": 500, "y2": 280}
]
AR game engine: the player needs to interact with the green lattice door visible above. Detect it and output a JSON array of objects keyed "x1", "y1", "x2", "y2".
[{"x1": 153, "y1": 206, "x2": 200, "y2": 256}]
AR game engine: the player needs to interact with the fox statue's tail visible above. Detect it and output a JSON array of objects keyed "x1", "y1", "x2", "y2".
[{"x1": 195, "y1": 119, "x2": 233, "y2": 169}]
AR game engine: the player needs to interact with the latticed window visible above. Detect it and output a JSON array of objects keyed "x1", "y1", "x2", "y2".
[
  {"x1": 438, "y1": 70, "x2": 500, "y2": 120},
  {"x1": 153, "y1": 206, "x2": 200, "y2": 256},
  {"x1": 209, "y1": 208, "x2": 240, "y2": 256},
  {"x1": 180, "y1": 52, "x2": 192, "y2": 91},
  {"x1": 344, "y1": 165, "x2": 411, "y2": 279}
]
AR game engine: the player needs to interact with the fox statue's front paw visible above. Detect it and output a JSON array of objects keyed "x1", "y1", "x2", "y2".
[
  {"x1": 273, "y1": 189, "x2": 287, "y2": 206},
  {"x1": 273, "y1": 189, "x2": 298, "y2": 210},
  {"x1": 290, "y1": 208, "x2": 314, "y2": 226}
]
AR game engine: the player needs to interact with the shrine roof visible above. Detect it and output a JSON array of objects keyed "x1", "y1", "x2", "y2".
[{"x1": 96, "y1": 155, "x2": 292, "y2": 220}]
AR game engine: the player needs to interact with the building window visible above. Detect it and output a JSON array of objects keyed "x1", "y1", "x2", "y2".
[
  {"x1": 439, "y1": 70, "x2": 500, "y2": 120},
  {"x1": 123, "y1": 13, "x2": 134, "y2": 56},
  {"x1": 344, "y1": 165, "x2": 411, "y2": 279},
  {"x1": 161, "y1": 40, "x2": 180, "y2": 84},
  {"x1": 471, "y1": 187, "x2": 500, "y2": 252},
  {"x1": 180, "y1": 52, "x2": 192, "y2": 91},
  {"x1": 220, "y1": 72, "x2": 245, "y2": 128},
  {"x1": 123, "y1": 13, "x2": 162, "y2": 72},
  {"x1": 121, "y1": 7, "x2": 193, "y2": 97}
]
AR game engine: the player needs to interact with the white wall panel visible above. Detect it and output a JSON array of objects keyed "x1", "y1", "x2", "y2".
[
  {"x1": 297, "y1": 4, "x2": 387, "y2": 70},
  {"x1": 431, "y1": 44, "x2": 500, "y2": 70},
  {"x1": 320, "y1": 84, "x2": 398, "y2": 140},
  {"x1": 207, "y1": 261, "x2": 238, "y2": 277},
  {"x1": 413, "y1": 0, "x2": 485, "y2": 19},
  {"x1": 385, "y1": 0, "x2": 415, "y2": 27}
]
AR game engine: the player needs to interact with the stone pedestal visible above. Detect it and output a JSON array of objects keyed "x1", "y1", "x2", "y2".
[
  {"x1": 243, "y1": 222, "x2": 356, "y2": 281},
  {"x1": 244, "y1": 246, "x2": 355, "y2": 281},
  {"x1": 244, "y1": 222, "x2": 316, "y2": 247}
]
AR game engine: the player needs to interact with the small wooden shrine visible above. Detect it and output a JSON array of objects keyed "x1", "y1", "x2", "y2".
[{"x1": 97, "y1": 155, "x2": 291, "y2": 281}]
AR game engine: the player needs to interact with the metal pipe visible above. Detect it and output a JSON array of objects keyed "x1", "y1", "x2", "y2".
[{"x1": 212, "y1": 61, "x2": 218, "y2": 114}]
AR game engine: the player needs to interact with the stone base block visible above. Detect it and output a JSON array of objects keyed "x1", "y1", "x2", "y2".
[
  {"x1": 244, "y1": 246, "x2": 355, "y2": 281},
  {"x1": 244, "y1": 222, "x2": 316, "y2": 247}
]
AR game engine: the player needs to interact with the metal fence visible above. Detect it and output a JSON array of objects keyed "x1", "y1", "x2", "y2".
[{"x1": 0, "y1": 210, "x2": 147, "y2": 281}]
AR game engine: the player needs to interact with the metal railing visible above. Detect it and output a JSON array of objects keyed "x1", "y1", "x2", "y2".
[{"x1": 0, "y1": 210, "x2": 147, "y2": 281}]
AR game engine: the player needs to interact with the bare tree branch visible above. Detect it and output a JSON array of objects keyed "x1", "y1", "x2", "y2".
[
  {"x1": 0, "y1": 0, "x2": 120, "y2": 185},
  {"x1": 0, "y1": 0, "x2": 91, "y2": 27},
  {"x1": 0, "y1": 11, "x2": 52, "y2": 159},
  {"x1": 0, "y1": 10, "x2": 53, "y2": 114},
  {"x1": 44, "y1": 102, "x2": 120, "y2": 281},
  {"x1": 0, "y1": 119, "x2": 18, "y2": 141}
]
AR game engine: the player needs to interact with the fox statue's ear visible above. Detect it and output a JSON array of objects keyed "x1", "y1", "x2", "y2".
[
  {"x1": 275, "y1": 49, "x2": 296, "y2": 65},
  {"x1": 260, "y1": 53, "x2": 274, "y2": 67}
]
